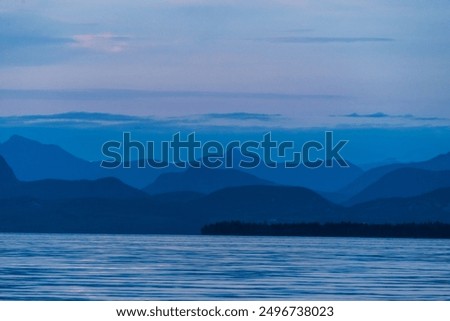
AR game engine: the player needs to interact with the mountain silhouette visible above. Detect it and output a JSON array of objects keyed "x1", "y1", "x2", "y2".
[
  {"x1": 0, "y1": 155, "x2": 147, "y2": 200},
  {"x1": 242, "y1": 161, "x2": 363, "y2": 192},
  {"x1": 347, "y1": 187, "x2": 450, "y2": 224},
  {"x1": 0, "y1": 181, "x2": 341, "y2": 234},
  {"x1": 0, "y1": 135, "x2": 99, "y2": 181},
  {"x1": 192, "y1": 185, "x2": 341, "y2": 224},
  {"x1": 0, "y1": 135, "x2": 180, "y2": 188},
  {"x1": 0, "y1": 135, "x2": 366, "y2": 192},
  {"x1": 0, "y1": 177, "x2": 147, "y2": 200},
  {"x1": 2, "y1": 136, "x2": 450, "y2": 235},
  {"x1": 1, "y1": 181, "x2": 450, "y2": 234},
  {"x1": 144, "y1": 167, "x2": 272, "y2": 195},
  {"x1": 340, "y1": 152, "x2": 450, "y2": 198},
  {"x1": 0, "y1": 155, "x2": 18, "y2": 185},
  {"x1": 151, "y1": 191, "x2": 206, "y2": 203},
  {"x1": 347, "y1": 168, "x2": 450, "y2": 205}
]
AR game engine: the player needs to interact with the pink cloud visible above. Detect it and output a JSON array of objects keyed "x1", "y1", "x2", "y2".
[{"x1": 71, "y1": 33, "x2": 128, "y2": 53}]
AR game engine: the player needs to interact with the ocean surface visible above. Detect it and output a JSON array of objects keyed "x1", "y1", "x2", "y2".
[{"x1": 0, "y1": 233, "x2": 449, "y2": 300}]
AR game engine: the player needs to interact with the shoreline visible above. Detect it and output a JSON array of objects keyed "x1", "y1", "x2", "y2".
[{"x1": 201, "y1": 221, "x2": 450, "y2": 239}]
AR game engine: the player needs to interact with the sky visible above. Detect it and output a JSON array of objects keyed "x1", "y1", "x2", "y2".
[{"x1": 0, "y1": 0, "x2": 449, "y2": 163}]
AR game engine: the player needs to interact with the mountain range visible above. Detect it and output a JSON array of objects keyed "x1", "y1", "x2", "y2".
[
  {"x1": 0, "y1": 156, "x2": 147, "y2": 200},
  {"x1": 1, "y1": 135, "x2": 450, "y2": 234},
  {"x1": 0, "y1": 135, "x2": 362, "y2": 192},
  {"x1": 0, "y1": 135, "x2": 181, "y2": 188},
  {"x1": 339, "y1": 151, "x2": 450, "y2": 198},
  {"x1": 347, "y1": 168, "x2": 450, "y2": 205}
]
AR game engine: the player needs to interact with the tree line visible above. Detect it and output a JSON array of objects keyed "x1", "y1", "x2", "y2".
[{"x1": 201, "y1": 221, "x2": 450, "y2": 239}]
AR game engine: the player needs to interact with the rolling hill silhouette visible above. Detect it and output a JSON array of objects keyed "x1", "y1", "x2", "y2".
[
  {"x1": 191, "y1": 185, "x2": 342, "y2": 224},
  {"x1": 1, "y1": 138, "x2": 450, "y2": 235},
  {"x1": 144, "y1": 167, "x2": 273, "y2": 195},
  {"x1": 0, "y1": 135, "x2": 365, "y2": 193},
  {"x1": 340, "y1": 152, "x2": 450, "y2": 198},
  {"x1": 347, "y1": 168, "x2": 450, "y2": 205},
  {"x1": 0, "y1": 155, "x2": 147, "y2": 200},
  {"x1": 346, "y1": 187, "x2": 450, "y2": 224},
  {"x1": 240, "y1": 161, "x2": 363, "y2": 192},
  {"x1": 0, "y1": 184, "x2": 342, "y2": 234},
  {"x1": 0, "y1": 177, "x2": 147, "y2": 200}
]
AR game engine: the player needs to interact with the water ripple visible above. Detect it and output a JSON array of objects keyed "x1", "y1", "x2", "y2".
[{"x1": 0, "y1": 234, "x2": 449, "y2": 300}]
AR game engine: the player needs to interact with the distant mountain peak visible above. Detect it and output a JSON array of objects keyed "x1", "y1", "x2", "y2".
[
  {"x1": 0, "y1": 134, "x2": 94, "y2": 182},
  {"x1": 346, "y1": 168, "x2": 450, "y2": 205},
  {"x1": 5, "y1": 134, "x2": 37, "y2": 144},
  {"x1": 340, "y1": 149, "x2": 450, "y2": 198},
  {"x1": 3, "y1": 135, "x2": 62, "y2": 152},
  {"x1": 430, "y1": 151, "x2": 450, "y2": 162}
]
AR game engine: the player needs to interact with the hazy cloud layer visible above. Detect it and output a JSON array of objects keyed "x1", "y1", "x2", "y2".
[
  {"x1": 0, "y1": 12, "x2": 131, "y2": 66},
  {"x1": 0, "y1": 112, "x2": 282, "y2": 129},
  {"x1": 202, "y1": 112, "x2": 282, "y2": 121},
  {"x1": 0, "y1": 89, "x2": 344, "y2": 101},
  {"x1": 260, "y1": 36, "x2": 394, "y2": 44},
  {"x1": 0, "y1": 1, "x2": 449, "y2": 130},
  {"x1": 339, "y1": 112, "x2": 448, "y2": 122}
]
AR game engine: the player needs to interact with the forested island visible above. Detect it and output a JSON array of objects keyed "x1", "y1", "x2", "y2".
[{"x1": 201, "y1": 221, "x2": 450, "y2": 239}]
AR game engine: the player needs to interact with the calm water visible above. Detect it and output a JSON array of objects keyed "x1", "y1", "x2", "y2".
[{"x1": 0, "y1": 233, "x2": 449, "y2": 300}]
